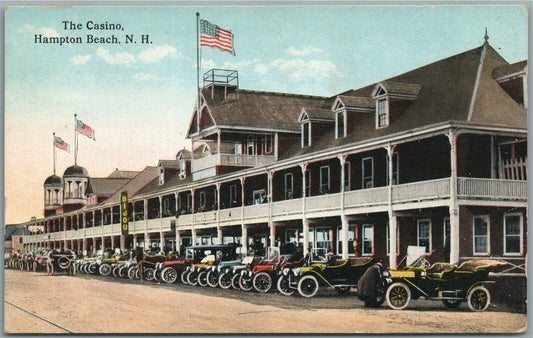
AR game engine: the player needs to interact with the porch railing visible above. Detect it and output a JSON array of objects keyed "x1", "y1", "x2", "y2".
[
  {"x1": 457, "y1": 178, "x2": 527, "y2": 200},
  {"x1": 192, "y1": 153, "x2": 276, "y2": 172},
  {"x1": 392, "y1": 178, "x2": 450, "y2": 204}
]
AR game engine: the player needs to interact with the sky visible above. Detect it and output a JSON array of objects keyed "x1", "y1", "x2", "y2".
[{"x1": 3, "y1": 4, "x2": 529, "y2": 224}]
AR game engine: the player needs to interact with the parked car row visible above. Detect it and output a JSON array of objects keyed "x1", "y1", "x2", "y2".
[{"x1": 6, "y1": 245, "x2": 503, "y2": 312}]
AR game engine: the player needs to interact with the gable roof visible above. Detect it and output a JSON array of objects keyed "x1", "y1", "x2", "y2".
[
  {"x1": 103, "y1": 166, "x2": 159, "y2": 203},
  {"x1": 107, "y1": 169, "x2": 140, "y2": 179},
  {"x1": 86, "y1": 178, "x2": 130, "y2": 196},
  {"x1": 281, "y1": 44, "x2": 527, "y2": 159}
]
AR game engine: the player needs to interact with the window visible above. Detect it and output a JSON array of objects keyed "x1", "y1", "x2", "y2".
[
  {"x1": 387, "y1": 151, "x2": 399, "y2": 185},
  {"x1": 473, "y1": 215, "x2": 489, "y2": 255},
  {"x1": 202, "y1": 145, "x2": 210, "y2": 158},
  {"x1": 343, "y1": 162, "x2": 351, "y2": 192},
  {"x1": 246, "y1": 136, "x2": 255, "y2": 155},
  {"x1": 362, "y1": 157, "x2": 374, "y2": 189},
  {"x1": 362, "y1": 224, "x2": 373, "y2": 255},
  {"x1": 336, "y1": 111, "x2": 345, "y2": 138},
  {"x1": 186, "y1": 193, "x2": 192, "y2": 213},
  {"x1": 443, "y1": 218, "x2": 450, "y2": 248},
  {"x1": 504, "y1": 213, "x2": 522, "y2": 255},
  {"x1": 301, "y1": 122, "x2": 310, "y2": 147},
  {"x1": 315, "y1": 228, "x2": 331, "y2": 251},
  {"x1": 336, "y1": 225, "x2": 355, "y2": 255},
  {"x1": 417, "y1": 219, "x2": 431, "y2": 253},
  {"x1": 305, "y1": 169, "x2": 311, "y2": 197},
  {"x1": 386, "y1": 222, "x2": 400, "y2": 255},
  {"x1": 234, "y1": 143, "x2": 242, "y2": 155},
  {"x1": 159, "y1": 167, "x2": 164, "y2": 185},
  {"x1": 253, "y1": 189, "x2": 265, "y2": 205},
  {"x1": 320, "y1": 166, "x2": 330, "y2": 194},
  {"x1": 198, "y1": 191, "x2": 206, "y2": 208},
  {"x1": 263, "y1": 134, "x2": 272, "y2": 154},
  {"x1": 284, "y1": 173, "x2": 293, "y2": 199},
  {"x1": 377, "y1": 98, "x2": 388, "y2": 128},
  {"x1": 229, "y1": 184, "x2": 237, "y2": 206}
]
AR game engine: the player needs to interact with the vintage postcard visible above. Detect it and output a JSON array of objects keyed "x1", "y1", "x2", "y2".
[{"x1": 3, "y1": 3, "x2": 528, "y2": 334}]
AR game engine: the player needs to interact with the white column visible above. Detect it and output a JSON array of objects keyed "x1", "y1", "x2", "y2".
[
  {"x1": 192, "y1": 230, "x2": 197, "y2": 246},
  {"x1": 217, "y1": 227, "x2": 223, "y2": 245},
  {"x1": 386, "y1": 144, "x2": 398, "y2": 268},
  {"x1": 302, "y1": 219, "x2": 309, "y2": 255},
  {"x1": 448, "y1": 131, "x2": 460, "y2": 264},
  {"x1": 175, "y1": 231, "x2": 181, "y2": 255},
  {"x1": 341, "y1": 214, "x2": 349, "y2": 259},
  {"x1": 241, "y1": 225, "x2": 248, "y2": 252}
]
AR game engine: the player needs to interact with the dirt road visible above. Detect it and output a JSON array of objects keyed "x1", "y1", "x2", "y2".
[{"x1": 3, "y1": 269, "x2": 527, "y2": 334}]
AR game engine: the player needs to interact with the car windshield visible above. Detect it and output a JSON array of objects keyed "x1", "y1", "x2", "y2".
[
  {"x1": 311, "y1": 248, "x2": 328, "y2": 262},
  {"x1": 241, "y1": 255, "x2": 254, "y2": 264},
  {"x1": 265, "y1": 247, "x2": 280, "y2": 262}
]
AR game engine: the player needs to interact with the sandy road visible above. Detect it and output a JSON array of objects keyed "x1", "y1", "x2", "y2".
[{"x1": 3, "y1": 269, "x2": 527, "y2": 334}]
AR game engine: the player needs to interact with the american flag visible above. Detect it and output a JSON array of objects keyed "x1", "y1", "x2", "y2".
[
  {"x1": 200, "y1": 19, "x2": 235, "y2": 55},
  {"x1": 54, "y1": 136, "x2": 70, "y2": 152},
  {"x1": 76, "y1": 119, "x2": 95, "y2": 140}
]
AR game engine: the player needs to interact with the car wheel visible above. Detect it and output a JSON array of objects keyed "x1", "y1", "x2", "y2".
[
  {"x1": 253, "y1": 272, "x2": 273, "y2": 293},
  {"x1": 57, "y1": 257, "x2": 71, "y2": 270},
  {"x1": 88, "y1": 263, "x2": 97, "y2": 274},
  {"x1": 181, "y1": 270, "x2": 190, "y2": 284},
  {"x1": 442, "y1": 299, "x2": 462, "y2": 309},
  {"x1": 144, "y1": 267, "x2": 155, "y2": 281},
  {"x1": 218, "y1": 272, "x2": 233, "y2": 289},
  {"x1": 119, "y1": 266, "x2": 128, "y2": 278},
  {"x1": 161, "y1": 267, "x2": 178, "y2": 284},
  {"x1": 298, "y1": 275, "x2": 319, "y2": 298},
  {"x1": 206, "y1": 271, "x2": 219, "y2": 288},
  {"x1": 154, "y1": 269, "x2": 162, "y2": 282},
  {"x1": 198, "y1": 271, "x2": 208, "y2": 286},
  {"x1": 128, "y1": 266, "x2": 137, "y2": 279},
  {"x1": 188, "y1": 271, "x2": 199, "y2": 286},
  {"x1": 99, "y1": 263, "x2": 112, "y2": 276},
  {"x1": 277, "y1": 275, "x2": 295, "y2": 296},
  {"x1": 386, "y1": 282, "x2": 411, "y2": 310},
  {"x1": 112, "y1": 266, "x2": 120, "y2": 277},
  {"x1": 467, "y1": 285, "x2": 490, "y2": 312},
  {"x1": 239, "y1": 276, "x2": 254, "y2": 292},
  {"x1": 231, "y1": 274, "x2": 241, "y2": 290},
  {"x1": 335, "y1": 286, "x2": 351, "y2": 295}
]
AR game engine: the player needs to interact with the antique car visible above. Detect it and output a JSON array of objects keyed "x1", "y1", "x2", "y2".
[
  {"x1": 32, "y1": 251, "x2": 50, "y2": 272},
  {"x1": 206, "y1": 254, "x2": 242, "y2": 288},
  {"x1": 294, "y1": 251, "x2": 375, "y2": 297},
  {"x1": 277, "y1": 248, "x2": 331, "y2": 296},
  {"x1": 384, "y1": 258, "x2": 504, "y2": 312},
  {"x1": 238, "y1": 248, "x2": 281, "y2": 292},
  {"x1": 181, "y1": 244, "x2": 240, "y2": 286},
  {"x1": 45, "y1": 249, "x2": 77, "y2": 275},
  {"x1": 217, "y1": 254, "x2": 260, "y2": 290},
  {"x1": 154, "y1": 254, "x2": 193, "y2": 284},
  {"x1": 133, "y1": 248, "x2": 167, "y2": 280},
  {"x1": 356, "y1": 262, "x2": 388, "y2": 307}
]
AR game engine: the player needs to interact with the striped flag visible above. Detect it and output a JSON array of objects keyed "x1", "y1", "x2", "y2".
[
  {"x1": 76, "y1": 119, "x2": 95, "y2": 140},
  {"x1": 200, "y1": 19, "x2": 235, "y2": 55},
  {"x1": 54, "y1": 136, "x2": 70, "y2": 152}
]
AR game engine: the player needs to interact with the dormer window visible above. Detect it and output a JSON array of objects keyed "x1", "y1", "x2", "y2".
[
  {"x1": 336, "y1": 111, "x2": 345, "y2": 138},
  {"x1": 301, "y1": 122, "x2": 310, "y2": 147},
  {"x1": 202, "y1": 144, "x2": 210, "y2": 158},
  {"x1": 159, "y1": 167, "x2": 165, "y2": 185},
  {"x1": 377, "y1": 98, "x2": 389, "y2": 128}
]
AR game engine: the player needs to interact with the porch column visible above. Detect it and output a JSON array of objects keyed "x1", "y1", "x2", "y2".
[
  {"x1": 302, "y1": 219, "x2": 310, "y2": 256},
  {"x1": 217, "y1": 228, "x2": 223, "y2": 245},
  {"x1": 241, "y1": 225, "x2": 248, "y2": 252},
  {"x1": 121, "y1": 236, "x2": 126, "y2": 251},
  {"x1": 268, "y1": 171, "x2": 274, "y2": 248},
  {"x1": 192, "y1": 230, "x2": 197, "y2": 246},
  {"x1": 101, "y1": 237, "x2": 105, "y2": 250},
  {"x1": 341, "y1": 214, "x2": 349, "y2": 259},
  {"x1": 145, "y1": 233, "x2": 150, "y2": 250},
  {"x1": 133, "y1": 234, "x2": 138, "y2": 248},
  {"x1": 176, "y1": 231, "x2": 181, "y2": 255},
  {"x1": 92, "y1": 238, "x2": 97, "y2": 253},
  {"x1": 387, "y1": 144, "x2": 398, "y2": 268},
  {"x1": 448, "y1": 131, "x2": 460, "y2": 264},
  {"x1": 160, "y1": 233, "x2": 165, "y2": 252},
  {"x1": 269, "y1": 223, "x2": 276, "y2": 249}
]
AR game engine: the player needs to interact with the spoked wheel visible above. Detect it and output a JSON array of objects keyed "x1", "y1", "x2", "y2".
[
  {"x1": 119, "y1": 266, "x2": 128, "y2": 278},
  {"x1": 197, "y1": 271, "x2": 208, "y2": 286},
  {"x1": 206, "y1": 271, "x2": 219, "y2": 288},
  {"x1": 88, "y1": 263, "x2": 97, "y2": 274},
  {"x1": 128, "y1": 266, "x2": 138, "y2": 280},
  {"x1": 218, "y1": 272, "x2": 233, "y2": 289},
  {"x1": 467, "y1": 286, "x2": 490, "y2": 312},
  {"x1": 112, "y1": 266, "x2": 121, "y2": 277},
  {"x1": 143, "y1": 267, "x2": 155, "y2": 281},
  {"x1": 277, "y1": 275, "x2": 295, "y2": 296},
  {"x1": 187, "y1": 271, "x2": 199, "y2": 286},
  {"x1": 57, "y1": 257, "x2": 71, "y2": 270},
  {"x1": 298, "y1": 275, "x2": 319, "y2": 298},
  {"x1": 239, "y1": 276, "x2": 254, "y2": 292},
  {"x1": 99, "y1": 263, "x2": 112, "y2": 276},
  {"x1": 253, "y1": 272, "x2": 273, "y2": 293},
  {"x1": 231, "y1": 274, "x2": 241, "y2": 290},
  {"x1": 161, "y1": 267, "x2": 178, "y2": 284},
  {"x1": 153, "y1": 269, "x2": 162, "y2": 282},
  {"x1": 181, "y1": 270, "x2": 190, "y2": 284},
  {"x1": 443, "y1": 299, "x2": 462, "y2": 309},
  {"x1": 386, "y1": 282, "x2": 411, "y2": 310}
]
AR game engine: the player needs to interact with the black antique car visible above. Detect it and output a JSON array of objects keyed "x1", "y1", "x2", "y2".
[
  {"x1": 384, "y1": 258, "x2": 504, "y2": 312},
  {"x1": 295, "y1": 250, "x2": 376, "y2": 297}
]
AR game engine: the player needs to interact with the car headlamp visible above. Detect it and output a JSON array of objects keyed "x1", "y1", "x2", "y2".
[
  {"x1": 282, "y1": 268, "x2": 290, "y2": 276},
  {"x1": 382, "y1": 271, "x2": 391, "y2": 278},
  {"x1": 293, "y1": 268, "x2": 300, "y2": 276}
]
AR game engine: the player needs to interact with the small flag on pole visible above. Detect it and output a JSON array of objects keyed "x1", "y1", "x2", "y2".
[
  {"x1": 76, "y1": 119, "x2": 95, "y2": 140},
  {"x1": 200, "y1": 19, "x2": 235, "y2": 55},
  {"x1": 54, "y1": 136, "x2": 70, "y2": 152}
]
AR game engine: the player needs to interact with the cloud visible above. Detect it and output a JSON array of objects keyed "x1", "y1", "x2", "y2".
[
  {"x1": 96, "y1": 47, "x2": 135, "y2": 66},
  {"x1": 200, "y1": 59, "x2": 217, "y2": 70},
  {"x1": 133, "y1": 73, "x2": 160, "y2": 81},
  {"x1": 38, "y1": 27, "x2": 60, "y2": 37},
  {"x1": 254, "y1": 64, "x2": 269, "y2": 75},
  {"x1": 21, "y1": 24, "x2": 35, "y2": 32},
  {"x1": 270, "y1": 58, "x2": 341, "y2": 81},
  {"x1": 223, "y1": 58, "x2": 261, "y2": 69},
  {"x1": 71, "y1": 54, "x2": 92, "y2": 65},
  {"x1": 138, "y1": 45, "x2": 178, "y2": 63},
  {"x1": 286, "y1": 46, "x2": 323, "y2": 56}
]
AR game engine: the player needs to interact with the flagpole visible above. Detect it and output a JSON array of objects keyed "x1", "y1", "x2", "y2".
[
  {"x1": 53, "y1": 132, "x2": 56, "y2": 175},
  {"x1": 74, "y1": 114, "x2": 78, "y2": 165},
  {"x1": 196, "y1": 12, "x2": 201, "y2": 130}
]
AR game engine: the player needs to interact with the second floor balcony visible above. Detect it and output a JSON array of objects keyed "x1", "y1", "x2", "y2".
[{"x1": 192, "y1": 152, "x2": 276, "y2": 179}]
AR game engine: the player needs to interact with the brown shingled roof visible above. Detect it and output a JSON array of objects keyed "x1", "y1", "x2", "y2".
[
  {"x1": 493, "y1": 60, "x2": 527, "y2": 79},
  {"x1": 103, "y1": 166, "x2": 159, "y2": 202}
]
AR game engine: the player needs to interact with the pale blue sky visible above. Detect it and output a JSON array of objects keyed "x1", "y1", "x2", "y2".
[{"x1": 4, "y1": 5, "x2": 529, "y2": 223}]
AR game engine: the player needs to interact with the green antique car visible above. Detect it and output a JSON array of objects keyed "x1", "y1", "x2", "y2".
[{"x1": 385, "y1": 258, "x2": 504, "y2": 312}]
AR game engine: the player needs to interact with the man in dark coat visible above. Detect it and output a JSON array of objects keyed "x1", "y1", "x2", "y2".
[{"x1": 357, "y1": 262, "x2": 384, "y2": 307}]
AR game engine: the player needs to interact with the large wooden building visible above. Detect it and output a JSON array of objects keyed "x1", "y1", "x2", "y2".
[{"x1": 21, "y1": 41, "x2": 527, "y2": 273}]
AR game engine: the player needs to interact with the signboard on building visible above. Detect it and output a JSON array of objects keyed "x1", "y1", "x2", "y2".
[{"x1": 121, "y1": 191, "x2": 128, "y2": 235}]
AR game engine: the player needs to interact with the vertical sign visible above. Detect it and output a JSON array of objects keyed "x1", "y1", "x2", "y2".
[{"x1": 121, "y1": 191, "x2": 129, "y2": 235}]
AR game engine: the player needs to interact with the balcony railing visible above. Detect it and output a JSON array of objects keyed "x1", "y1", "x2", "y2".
[
  {"x1": 192, "y1": 153, "x2": 276, "y2": 172},
  {"x1": 457, "y1": 178, "x2": 527, "y2": 200}
]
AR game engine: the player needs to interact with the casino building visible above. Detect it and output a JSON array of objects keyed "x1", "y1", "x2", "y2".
[{"x1": 21, "y1": 39, "x2": 527, "y2": 273}]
